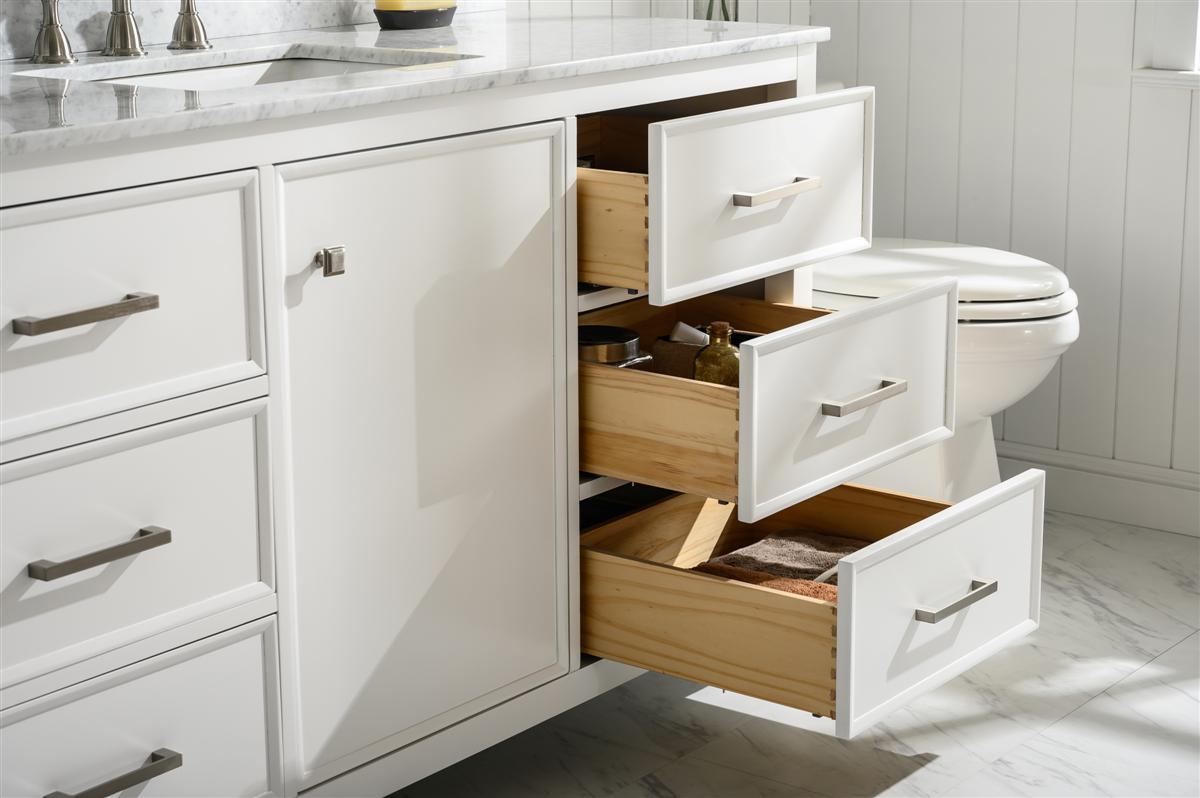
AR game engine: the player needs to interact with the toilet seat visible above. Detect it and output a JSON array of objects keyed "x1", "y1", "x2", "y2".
[
  {"x1": 812, "y1": 237, "x2": 1076, "y2": 322},
  {"x1": 954, "y1": 290, "x2": 1077, "y2": 322}
]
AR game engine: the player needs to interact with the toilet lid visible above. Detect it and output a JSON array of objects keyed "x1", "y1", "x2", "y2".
[{"x1": 813, "y1": 238, "x2": 1070, "y2": 303}]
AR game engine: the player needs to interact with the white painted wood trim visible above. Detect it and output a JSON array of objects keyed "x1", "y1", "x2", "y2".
[
  {"x1": 1131, "y1": 68, "x2": 1200, "y2": 89},
  {"x1": 997, "y1": 440, "x2": 1200, "y2": 491},
  {"x1": 259, "y1": 162, "x2": 308, "y2": 795},
  {"x1": 998, "y1": 443, "x2": 1200, "y2": 538},
  {"x1": 0, "y1": 595, "x2": 278, "y2": 711},
  {"x1": 578, "y1": 474, "x2": 630, "y2": 500},
  {"x1": 0, "y1": 375, "x2": 269, "y2": 463},
  {"x1": 577, "y1": 287, "x2": 646, "y2": 313},
  {"x1": 562, "y1": 114, "x2": 582, "y2": 672},
  {"x1": 0, "y1": 395, "x2": 266, "y2": 481},
  {"x1": 0, "y1": 363, "x2": 266, "y2": 445},
  {"x1": 304, "y1": 659, "x2": 643, "y2": 797},
  {"x1": 835, "y1": 469, "x2": 1045, "y2": 738}
]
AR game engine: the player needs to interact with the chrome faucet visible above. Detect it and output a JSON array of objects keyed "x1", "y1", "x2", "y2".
[
  {"x1": 102, "y1": 0, "x2": 147, "y2": 57},
  {"x1": 170, "y1": 0, "x2": 212, "y2": 50},
  {"x1": 32, "y1": 0, "x2": 76, "y2": 64}
]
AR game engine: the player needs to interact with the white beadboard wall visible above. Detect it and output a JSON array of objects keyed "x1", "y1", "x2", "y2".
[
  {"x1": 511, "y1": 0, "x2": 1199, "y2": 534},
  {"x1": 801, "y1": 0, "x2": 1199, "y2": 536}
]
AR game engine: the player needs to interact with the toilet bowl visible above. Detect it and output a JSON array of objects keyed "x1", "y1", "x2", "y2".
[{"x1": 812, "y1": 237, "x2": 1080, "y2": 501}]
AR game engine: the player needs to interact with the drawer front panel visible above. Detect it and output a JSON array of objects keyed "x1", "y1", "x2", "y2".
[
  {"x1": 836, "y1": 470, "x2": 1045, "y2": 738},
  {"x1": 0, "y1": 618, "x2": 282, "y2": 798},
  {"x1": 0, "y1": 399, "x2": 270, "y2": 689},
  {"x1": 0, "y1": 171, "x2": 265, "y2": 441},
  {"x1": 740, "y1": 280, "x2": 956, "y2": 521},
  {"x1": 650, "y1": 87, "x2": 874, "y2": 304}
]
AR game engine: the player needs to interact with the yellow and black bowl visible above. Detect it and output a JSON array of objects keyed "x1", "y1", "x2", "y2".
[{"x1": 375, "y1": 0, "x2": 457, "y2": 29}]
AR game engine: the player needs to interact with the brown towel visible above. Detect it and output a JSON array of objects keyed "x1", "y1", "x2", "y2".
[
  {"x1": 694, "y1": 561, "x2": 839, "y2": 602},
  {"x1": 705, "y1": 531, "x2": 864, "y2": 585}
]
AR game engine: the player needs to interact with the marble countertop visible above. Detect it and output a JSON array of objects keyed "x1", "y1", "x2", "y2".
[{"x1": 0, "y1": 11, "x2": 828, "y2": 158}]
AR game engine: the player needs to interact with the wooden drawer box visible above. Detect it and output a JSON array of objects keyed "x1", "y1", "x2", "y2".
[
  {"x1": 0, "y1": 398, "x2": 271, "y2": 691},
  {"x1": 0, "y1": 171, "x2": 265, "y2": 443},
  {"x1": 577, "y1": 86, "x2": 874, "y2": 305},
  {"x1": 579, "y1": 283, "x2": 956, "y2": 522},
  {"x1": 0, "y1": 617, "x2": 282, "y2": 798},
  {"x1": 581, "y1": 471, "x2": 1045, "y2": 738}
]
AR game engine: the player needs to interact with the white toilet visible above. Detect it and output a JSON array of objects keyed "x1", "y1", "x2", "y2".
[{"x1": 812, "y1": 238, "x2": 1080, "y2": 502}]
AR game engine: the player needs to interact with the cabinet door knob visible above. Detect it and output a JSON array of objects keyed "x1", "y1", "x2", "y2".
[
  {"x1": 27, "y1": 526, "x2": 172, "y2": 581},
  {"x1": 11, "y1": 292, "x2": 159, "y2": 336},
  {"x1": 315, "y1": 246, "x2": 347, "y2": 277},
  {"x1": 44, "y1": 748, "x2": 182, "y2": 798}
]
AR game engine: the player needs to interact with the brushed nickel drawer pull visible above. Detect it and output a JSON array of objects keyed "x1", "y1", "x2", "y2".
[
  {"x1": 732, "y1": 176, "x2": 822, "y2": 207},
  {"x1": 12, "y1": 292, "x2": 159, "y2": 336},
  {"x1": 44, "y1": 748, "x2": 182, "y2": 798},
  {"x1": 915, "y1": 579, "x2": 998, "y2": 624},
  {"x1": 27, "y1": 526, "x2": 172, "y2": 581},
  {"x1": 820, "y1": 378, "x2": 908, "y2": 417}
]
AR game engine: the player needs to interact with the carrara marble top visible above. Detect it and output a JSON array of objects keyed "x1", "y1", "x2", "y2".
[{"x1": 0, "y1": 11, "x2": 828, "y2": 158}]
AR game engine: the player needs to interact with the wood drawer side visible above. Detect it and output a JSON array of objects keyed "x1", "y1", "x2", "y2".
[
  {"x1": 577, "y1": 168, "x2": 649, "y2": 292},
  {"x1": 581, "y1": 547, "x2": 837, "y2": 717},
  {"x1": 579, "y1": 361, "x2": 739, "y2": 501}
]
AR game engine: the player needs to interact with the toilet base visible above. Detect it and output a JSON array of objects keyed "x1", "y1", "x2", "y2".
[{"x1": 855, "y1": 418, "x2": 1001, "y2": 503}]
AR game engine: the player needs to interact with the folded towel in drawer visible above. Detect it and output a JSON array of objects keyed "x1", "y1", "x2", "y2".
[
  {"x1": 703, "y1": 531, "x2": 864, "y2": 585},
  {"x1": 693, "y1": 560, "x2": 839, "y2": 602}
]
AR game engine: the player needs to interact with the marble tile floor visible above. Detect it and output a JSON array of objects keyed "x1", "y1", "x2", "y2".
[{"x1": 395, "y1": 511, "x2": 1199, "y2": 798}]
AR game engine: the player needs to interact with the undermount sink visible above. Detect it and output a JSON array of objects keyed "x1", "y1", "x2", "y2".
[
  {"x1": 101, "y1": 57, "x2": 417, "y2": 91},
  {"x1": 18, "y1": 47, "x2": 479, "y2": 92}
]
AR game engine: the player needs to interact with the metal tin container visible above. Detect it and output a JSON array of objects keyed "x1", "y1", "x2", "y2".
[{"x1": 579, "y1": 325, "x2": 654, "y2": 369}]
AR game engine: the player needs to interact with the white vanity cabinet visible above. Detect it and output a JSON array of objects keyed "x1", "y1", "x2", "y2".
[{"x1": 274, "y1": 122, "x2": 572, "y2": 784}]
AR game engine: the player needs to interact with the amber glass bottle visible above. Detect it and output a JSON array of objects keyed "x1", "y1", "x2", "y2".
[{"x1": 694, "y1": 321, "x2": 739, "y2": 387}]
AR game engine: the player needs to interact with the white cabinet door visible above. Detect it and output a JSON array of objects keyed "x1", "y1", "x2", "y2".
[{"x1": 276, "y1": 122, "x2": 570, "y2": 785}]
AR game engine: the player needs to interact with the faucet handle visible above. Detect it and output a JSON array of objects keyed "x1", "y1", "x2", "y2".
[
  {"x1": 170, "y1": 0, "x2": 212, "y2": 50},
  {"x1": 32, "y1": 0, "x2": 77, "y2": 64}
]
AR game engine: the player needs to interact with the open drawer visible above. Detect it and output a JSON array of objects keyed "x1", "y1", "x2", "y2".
[
  {"x1": 579, "y1": 281, "x2": 957, "y2": 522},
  {"x1": 577, "y1": 86, "x2": 874, "y2": 305},
  {"x1": 580, "y1": 470, "x2": 1045, "y2": 738}
]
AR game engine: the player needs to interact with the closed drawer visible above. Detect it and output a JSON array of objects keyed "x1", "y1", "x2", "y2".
[
  {"x1": 0, "y1": 617, "x2": 282, "y2": 797},
  {"x1": 579, "y1": 281, "x2": 956, "y2": 522},
  {"x1": 578, "y1": 87, "x2": 874, "y2": 305},
  {"x1": 581, "y1": 470, "x2": 1045, "y2": 739},
  {"x1": 0, "y1": 171, "x2": 265, "y2": 442},
  {"x1": 0, "y1": 398, "x2": 271, "y2": 690}
]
